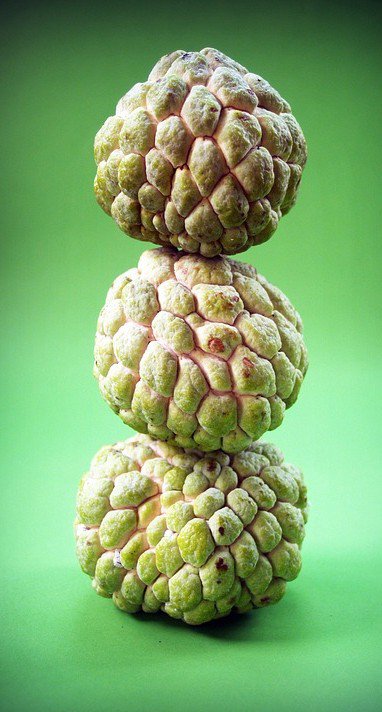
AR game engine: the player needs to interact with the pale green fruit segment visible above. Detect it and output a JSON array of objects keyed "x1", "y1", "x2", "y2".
[
  {"x1": 267, "y1": 540, "x2": 302, "y2": 581},
  {"x1": 146, "y1": 75, "x2": 187, "y2": 121},
  {"x1": 183, "y1": 600, "x2": 216, "y2": 625},
  {"x1": 188, "y1": 138, "x2": 226, "y2": 197},
  {"x1": 163, "y1": 602, "x2": 183, "y2": 620},
  {"x1": 162, "y1": 467, "x2": 187, "y2": 492},
  {"x1": 183, "y1": 472, "x2": 209, "y2": 498},
  {"x1": 246, "y1": 554, "x2": 274, "y2": 596},
  {"x1": 185, "y1": 199, "x2": 223, "y2": 241},
  {"x1": 160, "y1": 490, "x2": 183, "y2": 510},
  {"x1": 131, "y1": 380, "x2": 167, "y2": 426},
  {"x1": 173, "y1": 357, "x2": 208, "y2": 415},
  {"x1": 99, "y1": 509, "x2": 137, "y2": 549},
  {"x1": 94, "y1": 334, "x2": 116, "y2": 377},
  {"x1": 94, "y1": 552, "x2": 125, "y2": 595},
  {"x1": 171, "y1": 167, "x2": 201, "y2": 217},
  {"x1": 155, "y1": 532, "x2": 184, "y2": 577},
  {"x1": 122, "y1": 278, "x2": 159, "y2": 325},
  {"x1": 177, "y1": 519, "x2": 214, "y2": 566},
  {"x1": 192, "y1": 352, "x2": 232, "y2": 391},
  {"x1": 236, "y1": 585, "x2": 252, "y2": 612},
  {"x1": 151, "y1": 311, "x2": 194, "y2": 353},
  {"x1": 261, "y1": 466, "x2": 299, "y2": 504},
  {"x1": 215, "y1": 466, "x2": 238, "y2": 494},
  {"x1": 241, "y1": 476, "x2": 277, "y2": 510},
  {"x1": 167, "y1": 401, "x2": 198, "y2": 438},
  {"x1": 77, "y1": 478, "x2": 113, "y2": 526},
  {"x1": 272, "y1": 352, "x2": 297, "y2": 399},
  {"x1": 222, "y1": 427, "x2": 252, "y2": 454},
  {"x1": 146, "y1": 514, "x2": 167, "y2": 546},
  {"x1": 197, "y1": 394, "x2": 237, "y2": 437},
  {"x1": 233, "y1": 147, "x2": 274, "y2": 201},
  {"x1": 230, "y1": 345, "x2": 276, "y2": 397},
  {"x1": 136, "y1": 549, "x2": 160, "y2": 585},
  {"x1": 156, "y1": 116, "x2": 192, "y2": 167},
  {"x1": 208, "y1": 506, "x2": 243, "y2": 545},
  {"x1": 193, "y1": 427, "x2": 220, "y2": 452},
  {"x1": 199, "y1": 549, "x2": 235, "y2": 600},
  {"x1": 166, "y1": 501, "x2": 194, "y2": 532},
  {"x1": 113, "y1": 590, "x2": 141, "y2": 613},
  {"x1": 110, "y1": 471, "x2": 157, "y2": 508},
  {"x1": 169, "y1": 565, "x2": 202, "y2": 612},
  {"x1": 181, "y1": 85, "x2": 221, "y2": 137},
  {"x1": 238, "y1": 396, "x2": 271, "y2": 439},
  {"x1": 257, "y1": 110, "x2": 292, "y2": 161},
  {"x1": 193, "y1": 488, "x2": 225, "y2": 519},
  {"x1": 248, "y1": 510, "x2": 282, "y2": 553},
  {"x1": 236, "y1": 313, "x2": 281, "y2": 359},
  {"x1": 192, "y1": 284, "x2": 243, "y2": 324},
  {"x1": 102, "y1": 363, "x2": 136, "y2": 410},
  {"x1": 215, "y1": 578, "x2": 242, "y2": 613},
  {"x1": 142, "y1": 587, "x2": 162, "y2": 613},
  {"x1": 118, "y1": 153, "x2": 146, "y2": 198},
  {"x1": 119, "y1": 108, "x2": 156, "y2": 156},
  {"x1": 232, "y1": 450, "x2": 270, "y2": 477},
  {"x1": 195, "y1": 321, "x2": 241, "y2": 360},
  {"x1": 138, "y1": 497, "x2": 161, "y2": 529},
  {"x1": 76, "y1": 527, "x2": 104, "y2": 577},
  {"x1": 94, "y1": 116, "x2": 124, "y2": 164},
  {"x1": 209, "y1": 174, "x2": 249, "y2": 229},
  {"x1": 121, "y1": 571, "x2": 145, "y2": 606},
  {"x1": 145, "y1": 149, "x2": 173, "y2": 196},
  {"x1": 214, "y1": 109, "x2": 261, "y2": 168},
  {"x1": 120, "y1": 532, "x2": 147, "y2": 569},
  {"x1": 208, "y1": 66, "x2": 257, "y2": 112},
  {"x1": 226, "y1": 488, "x2": 257, "y2": 525},
  {"x1": 230, "y1": 531, "x2": 259, "y2": 578},
  {"x1": 272, "y1": 501, "x2": 305, "y2": 544},
  {"x1": 139, "y1": 342, "x2": 177, "y2": 397},
  {"x1": 152, "y1": 575, "x2": 169, "y2": 603},
  {"x1": 157, "y1": 279, "x2": 195, "y2": 316},
  {"x1": 252, "y1": 577, "x2": 287, "y2": 608}
]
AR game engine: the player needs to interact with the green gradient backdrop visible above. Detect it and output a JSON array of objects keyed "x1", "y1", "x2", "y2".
[{"x1": 1, "y1": 1, "x2": 381, "y2": 710}]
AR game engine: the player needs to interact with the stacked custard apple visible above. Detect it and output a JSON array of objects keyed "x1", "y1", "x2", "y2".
[{"x1": 75, "y1": 48, "x2": 309, "y2": 626}]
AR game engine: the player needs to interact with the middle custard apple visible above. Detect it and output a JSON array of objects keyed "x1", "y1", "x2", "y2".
[{"x1": 94, "y1": 248, "x2": 308, "y2": 453}]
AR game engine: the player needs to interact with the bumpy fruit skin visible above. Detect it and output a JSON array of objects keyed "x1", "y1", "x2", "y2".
[
  {"x1": 94, "y1": 248, "x2": 308, "y2": 453},
  {"x1": 94, "y1": 48, "x2": 307, "y2": 256},
  {"x1": 75, "y1": 435, "x2": 308, "y2": 625}
]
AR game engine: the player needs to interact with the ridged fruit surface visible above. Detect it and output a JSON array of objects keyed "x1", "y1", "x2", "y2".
[
  {"x1": 94, "y1": 248, "x2": 308, "y2": 453},
  {"x1": 94, "y1": 48, "x2": 307, "y2": 256},
  {"x1": 75, "y1": 435, "x2": 308, "y2": 625}
]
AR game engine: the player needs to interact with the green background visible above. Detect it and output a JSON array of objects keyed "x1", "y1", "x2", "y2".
[{"x1": 1, "y1": 0, "x2": 381, "y2": 709}]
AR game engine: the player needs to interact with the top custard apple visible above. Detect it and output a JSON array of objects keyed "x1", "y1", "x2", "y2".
[{"x1": 94, "y1": 48, "x2": 307, "y2": 256}]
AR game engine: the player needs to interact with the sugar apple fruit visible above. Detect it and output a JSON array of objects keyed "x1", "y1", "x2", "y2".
[
  {"x1": 94, "y1": 48, "x2": 307, "y2": 256},
  {"x1": 75, "y1": 434, "x2": 308, "y2": 625},
  {"x1": 94, "y1": 247, "x2": 308, "y2": 453}
]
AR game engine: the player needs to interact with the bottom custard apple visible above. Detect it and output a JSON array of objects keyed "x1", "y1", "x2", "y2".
[{"x1": 75, "y1": 435, "x2": 308, "y2": 625}]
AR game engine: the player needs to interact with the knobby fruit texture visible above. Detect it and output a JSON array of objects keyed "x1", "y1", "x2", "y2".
[
  {"x1": 81, "y1": 48, "x2": 310, "y2": 625},
  {"x1": 94, "y1": 48, "x2": 307, "y2": 256},
  {"x1": 94, "y1": 248, "x2": 308, "y2": 453},
  {"x1": 75, "y1": 435, "x2": 308, "y2": 625}
]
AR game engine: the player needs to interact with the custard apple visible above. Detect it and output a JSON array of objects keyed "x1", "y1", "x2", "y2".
[
  {"x1": 75, "y1": 434, "x2": 308, "y2": 625},
  {"x1": 94, "y1": 48, "x2": 307, "y2": 256},
  {"x1": 94, "y1": 248, "x2": 308, "y2": 453}
]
